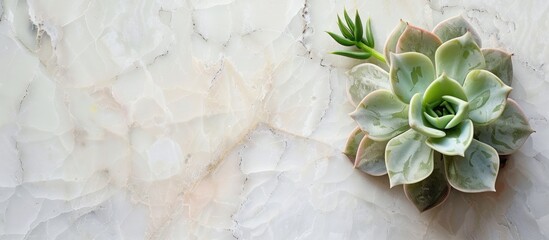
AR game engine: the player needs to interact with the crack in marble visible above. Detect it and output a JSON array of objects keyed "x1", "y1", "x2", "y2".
[
  {"x1": 191, "y1": 14, "x2": 208, "y2": 42},
  {"x1": 299, "y1": 0, "x2": 312, "y2": 54},
  {"x1": 208, "y1": 59, "x2": 225, "y2": 90},
  {"x1": 14, "y1": 141, "x2": 24, "y2": 184}
]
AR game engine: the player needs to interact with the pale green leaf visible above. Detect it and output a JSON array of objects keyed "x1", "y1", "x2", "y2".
[
  {"x1": 365, "y1": 17, "x2": 375, "y2": 47},
  {"x1": 482, "y1": 48, "x2": 513, "y2": 86},
  {"x1": 426, "y1": 119, "x2": 474, "y2": 156},
  {"x1": 396, "y1": 24, "x2": 442, "y2": 63},
  {"x1": 463, "y1": 70, "x2": 512, "y2": 124},
  {"x1": 355, "y1": 135, "x2": 388, "y2": 176},
  {"x1": 423, "y1": 95, "x2": 469, "y2": 130},
  {"x1": 404, "y1": 152, "x2": 450, "y2": 212},
  {"x1": 423, "y1": 74, "x2": 467, "y2": 106},
  {"x1": 350, "y1": 89, "x2": 409, "y2": 141},
  {"x1": 435, "y1": 32, "x2": 485, "y2": 84},
  {"x1": 384, "y1": 20, "x2": 407, "y2": 65},
  {"x1": 386, "y1": 129, "x2": 434, "y2": 187},
  {"x1": 409, "y1": 93, "x2": 446, "y2": 138},
  {"x1": 432, "y1": 15, "x2": 482, "y2": 46},
  {"x1": 445, "y1": 139, "x2": 499, "y2": 192},
  {"x1": 390, "y1": 52, "x2": 436, "y2": 103},
  {"x1": 346, "y1": 63, "x2": 390, "y2": 106},
  {"x1": 475, "y1": 99, "x2": 534, "y2": 155},
  {"x1": 343, "y1": 127, "x2": 367, "y2": 163},
  {"x1": 423, "y1": 114, "x2": 454, "y2": 130}
]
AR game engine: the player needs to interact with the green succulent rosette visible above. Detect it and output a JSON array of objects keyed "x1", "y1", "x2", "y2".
[{"x1": 341, "y1": 15, "x2": 534, "y2": 212}]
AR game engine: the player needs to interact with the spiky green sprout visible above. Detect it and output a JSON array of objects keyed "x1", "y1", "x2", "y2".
[{"x1": 326, "y1": 9, "x2": 386, "y2": 63}]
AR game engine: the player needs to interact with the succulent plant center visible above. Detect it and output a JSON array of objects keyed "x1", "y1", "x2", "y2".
[
  {"x1": 428, "y1": 99, "x2": 455, "y2": 117},
  {"x1": 424, "y1": 97, "x2": 462, "y2": 130},
  {"x1": 421, "y1": 91, "x2": 468, "y2": 130}
]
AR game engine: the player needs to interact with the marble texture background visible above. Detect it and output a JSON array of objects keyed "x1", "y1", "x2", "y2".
[{"x1": 0, "y1": 0, "x2": 548, "y2": 239}]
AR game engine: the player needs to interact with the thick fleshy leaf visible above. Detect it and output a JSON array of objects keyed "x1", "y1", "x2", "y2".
[
  {"x1": 343, "y1": 9, "x2": 355, "y2": 35},
  {"x1": 423, "y1": 74, "x2": 467, "y2": 106},
  {"x1": 365, "y1": 17, "x2": 375, "y2": 48},
  {"x1": 332, "y1": 50, "x2": 371, "y2": 59},
  {"x1": 355, "y1": 136, "x2": 388, "y2": 176},
  {"x1": 426, "y1": 119, "x2": 474, "y2": 156},
  {"x1": 435, "y1": 32, "x2": 485, "y2": 84},
  {"x1": 404, "y1": 152, "x2": 450, "y2": 212},
  {"x1": 337, "y1": 15, "x2": 353, "y2": 39},
  {"x1": 482, "y1": 48, "x2": 513, "y2": 86},
  {"x1": 343, "y1": 127, "x2": 367, "y2": 163},
  {"x1": 327, "y1": 31, "x2": 355, "y2": 46},
  {"x1": 350, "y1": 89, "x2": 410, "y2": 141},
  {"x1": 386, "y1": 129, "x2": 434, "y2": 187},
  {"x1": 475, "y1": 99, "x2": 534, "y2": 155},
  {"x1": 384, "y1": 20, "x2": 407, "y2": 64},
  {"x1": 432, "y1": 15, "x2": 482, "y2": 46},
  {"x1": 390, "y1": 52, "x2": 436, "y2": 103},
  {"x1": 354, "y1": 11, "x2": 363, "y2": 43},
  {"x1": 396, "y1": 24, "x2": 442, "y2": 63},
  {"x1": 346, "y1": 63, "x2": 390, "y2": 106},
  {"x1": 445, "y1": 139, "x2": 499, "y2": 192},
  {"x1": 423, "y1": 114, "x2": 454, "y2": 130},
  {"x1": 463, "y1": 70, "x2": 512, "y2": 124},
  {"x1": 409, "y1": 93, "x2": 446, "y2": 138}
]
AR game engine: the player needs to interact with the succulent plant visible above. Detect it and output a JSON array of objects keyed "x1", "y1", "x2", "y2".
[
  {"x1": 333, "y1": 14, "x2": 534, "y2": 212},
  {"x1": 326, "y1": 9, "x2": 385, "y2": 63}
]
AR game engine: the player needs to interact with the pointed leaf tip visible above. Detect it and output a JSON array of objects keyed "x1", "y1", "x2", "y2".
[
  {"x1": 337, "y1": 15, "x2": 354, "y2": 39},
  {"x1": 343, "y1": 127, "x2": 366, "y2": 164},
  {"x1": 404, "y1": 152, "x2": 449, "y2": 212},
  {"x1": 351, "y1": 89, "x2": 409, "y2": 141},
  {"x1": 423, "y1": 74, "x2": 467, "y2": 107},
  {"x1": 355, "y1": 136, "x2": 388, "y2": 176},
  {"x1": 463, "y1": 69, "x2": 511, "y2": 125},
  {"x1": 389, "y1": 52, "x2": 436, "y2": 104},
  {"x1": 346, "y1": 63, "x2": 390, "y2": 106},
  {"x1": 343, "y1": 9, "x2": 355, "y2": 33},
  {"x1": 426, "y1": 119, "x2": 474, "y2": 157},
  {"x1": 445, "y1": 139, "x2": 500, "y2": 193},
  {"x1": 384, "y1": 20, "x2": 408, "y2": 64},
  {"x1": 475, "y1": 98, "x2": 534, "y2": 155},
  {"x1": 433, "y1": 15, "x2": 482, "y2": 46},
  {"x1": 327, "y1": 31, "x2": 355, "y2": 46},
  {"x1": 482, "y1": 48, "x2": 514, "y2": 86},
  {"x1": 354, "y1": 10, "x2": 363, "y2": 41},
  {"x1": 386, "y1": 129, "x2": 434, "y2": 187},
  {"x1": 396, "y1": 24, "x2": 442, "y2": 63},
  {"x1": 366, "y1": 17, "x2": 375, "y2": 48},
  {"x1": 435, "y1": 32, "x2": 485, "y2": 84}
]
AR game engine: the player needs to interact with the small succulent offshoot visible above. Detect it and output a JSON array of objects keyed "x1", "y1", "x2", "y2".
[
  {"x1": 331, "y1": 13, "x2": 534, "y2": 212},
  {"x1": 326, "y1": 9, "x2": 386, "y2": 63}
]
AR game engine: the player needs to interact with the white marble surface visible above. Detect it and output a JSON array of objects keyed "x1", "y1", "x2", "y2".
[{"x1": 0, "y1": 0, "x2": 548, "y2": 239}]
